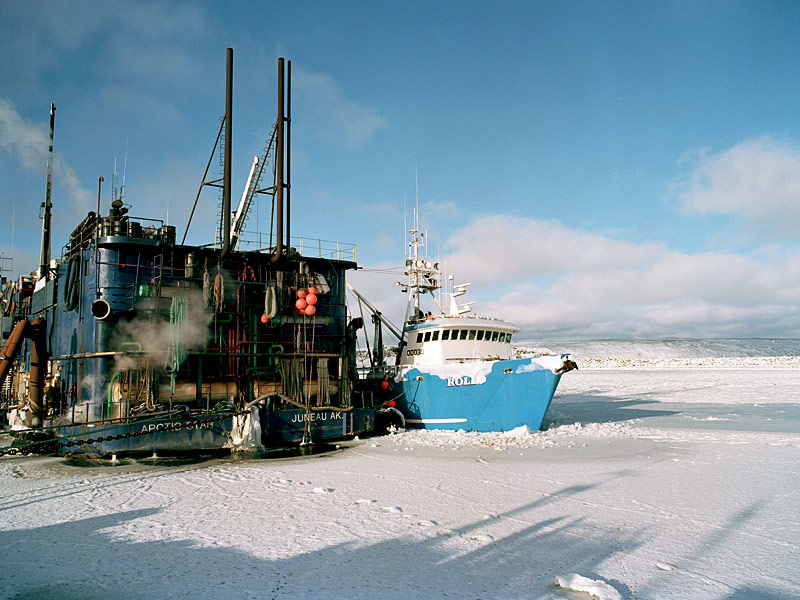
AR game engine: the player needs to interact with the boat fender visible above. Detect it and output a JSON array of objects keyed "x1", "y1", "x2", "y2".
[
  {"x1": 213, "y1": 270, "x2": 225, "y2": 313},
  {"x1": 264, "y1": 282, "x2": 279, "y2": 319}
]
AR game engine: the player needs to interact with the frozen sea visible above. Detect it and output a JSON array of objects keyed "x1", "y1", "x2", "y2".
[{"x1": 1, "y1": 339, "x2": 798, "y2": 599}]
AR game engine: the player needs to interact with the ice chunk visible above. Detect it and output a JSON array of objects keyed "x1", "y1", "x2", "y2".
[{"x1": 553, "y1": 573, "x2": 623, "y2": 600}]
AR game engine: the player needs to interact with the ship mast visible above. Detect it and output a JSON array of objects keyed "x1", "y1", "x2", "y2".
[
  {"x1": 39, "y1": 103, "x2": 55, "y2": 279},
  {"x1": 402, "y1": 194, "x2": 443, "y2": 322}
]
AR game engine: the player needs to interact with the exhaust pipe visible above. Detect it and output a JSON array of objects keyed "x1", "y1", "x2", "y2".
[
  {"x1": 91, "y1": 298, "x2": 112, "y2": 320},
  {"x1": 28, "y1": 320, "x2": 47, "y2": 419},
  {"x1": 271, "y1": 58, "x2": 286, "y2": 263},
  {"x1": 220, "y1": 48, "x2": 233, "y2": 258}
]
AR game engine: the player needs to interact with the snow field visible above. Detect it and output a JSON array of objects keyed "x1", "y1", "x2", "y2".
[{"x1": 0, "y1": 364, "x2": 798, "y2": 599}]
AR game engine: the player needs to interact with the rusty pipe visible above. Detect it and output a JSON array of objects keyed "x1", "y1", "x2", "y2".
[
  {"x1": 0, "y1": 320, "x2": 29, "y2": 388},
  {"x1": 28, "y1": 320, "x2": 47, "y2": 419}
]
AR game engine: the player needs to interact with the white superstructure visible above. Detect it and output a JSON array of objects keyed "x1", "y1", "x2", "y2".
[{"x1": 397, "y1": 217, "x2": 520, "y2": 369}]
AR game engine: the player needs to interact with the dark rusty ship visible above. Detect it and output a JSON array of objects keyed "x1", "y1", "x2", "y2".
[{"x1": 0, "y1": 50, "x2": 377, "y2": 456}]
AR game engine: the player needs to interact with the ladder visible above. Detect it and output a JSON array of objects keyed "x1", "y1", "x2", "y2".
[{"x1": 228, "y1": 124, "x2": 278, "y2": 248}]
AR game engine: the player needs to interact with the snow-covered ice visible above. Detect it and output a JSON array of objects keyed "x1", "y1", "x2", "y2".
[{"x1": 1, "y1": 344, "x2": 798, "y2": 599}]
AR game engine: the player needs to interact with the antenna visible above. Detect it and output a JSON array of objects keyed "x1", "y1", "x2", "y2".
[
  {"x1": 2, "y1": 203, "x2": 15, "y2": 277},
  {"x1": 414, "y1": 166, "x2": 419, "y2": 234},
  {"x1": 121, "y1": 139, "x2": 128, "y2": 203},
  {"x1": 403, "y1": 191, "x2": 407, "y2": 257},
  {"x1": 11, "y1": 201, "x2": 15, "y2": 270},
  {"x1": 112, "y1": 157, "x2": 118, "y2": 204}
]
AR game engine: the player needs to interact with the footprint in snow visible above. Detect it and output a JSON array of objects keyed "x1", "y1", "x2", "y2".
[
  {"x1": 355, "y1": 499, "x2": 375, "y2": 505},
  {"x1": 469, "y1": 533, "x2": 494, "y2": 542},
  {"x1": 312, "y1": 487, "x2": 334, "y2": 494},
  {"x1": 416, "y1": 520, "x2": 436, "y2": 527},
  {"x1": 380, "y1": 506, "x2": 403, "y2": 513},
  {"x1": 656, "y1": 562, "x2": 675, "y2": 571}
]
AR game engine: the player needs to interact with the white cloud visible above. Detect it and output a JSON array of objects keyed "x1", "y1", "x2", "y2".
[
  {"x1": 0, "y1": 99, "x2": 92, "y2": 210},
  {"x1": 429, "y1": 214, "x2": 800, "y2": 339},
  {"x1": 293, "y1": 69, "x2": 387, "y2": 147},
  {"x1": 0, "y1": 99, "x2": 48, "y2": 171},
  {"x1": 674, "y1": 136, "x2": 800, "y2": 239},
  {"x1": 448, "y1": 214, "x2": 666, "y2": 285}
]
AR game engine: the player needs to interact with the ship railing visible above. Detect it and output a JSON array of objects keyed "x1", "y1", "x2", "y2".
[
  {"x1": 60, "y1": 215, "x2": 169, "y2": 259},
  {"x1": 215, "y1": 228, "x2": 357, "y2": 262}
]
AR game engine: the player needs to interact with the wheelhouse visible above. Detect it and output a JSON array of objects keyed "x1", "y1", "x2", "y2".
[{"x1": 398, "y1": 317, "x2": 519, "y2": 367}]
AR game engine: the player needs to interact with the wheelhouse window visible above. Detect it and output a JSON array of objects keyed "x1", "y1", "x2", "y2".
[
  {"x1": 506, "y1": 334, "x2": 512, "y2": 343},
  {"x1": 468, "y1": 330, "x2": 476, "y2": 340},
  {"x1": 491, "y1": 331, "x2": 499, "y2": 342},
  {"x1": 442, "y1": 330, "x2": 450, "y2": 341},
  {"x1": 424, "y1": 331, "x2": 431, "y2": 342},
  {"x1": 459, "y1": 329, "x2": 468, "y2": 340},
  {"x1": 476, "y1": 330, "x2": 484, "y2": 341},
  {"x1": 498, "y1": 333, "x2": 506, "y2": 343},
  {"x1": 432, "y1": 330, "x2": 440, "y2": 341},
  {"x1": 416, "y1": 332, "x2": 423, "y2": 343}
]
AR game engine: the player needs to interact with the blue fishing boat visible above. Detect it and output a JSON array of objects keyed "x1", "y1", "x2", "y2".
[{"x1": 388, "y1": 219, "x2": 576, "y2": 432}]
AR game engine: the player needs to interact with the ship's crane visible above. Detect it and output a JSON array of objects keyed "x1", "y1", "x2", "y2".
[{"x1": 230, "y1": 123, "x2": 277, "y2": 248}]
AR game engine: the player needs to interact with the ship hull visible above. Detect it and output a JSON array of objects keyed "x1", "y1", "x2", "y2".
[
  {"x1": 52, "y1": 407, "x2": 374, "y2": 455},
  {"x1": 56, "y1": 414, "x2": 237, "y2": 454},
  {"x1": 394, "y1": 356, "x2": 566, "y2": 432}
]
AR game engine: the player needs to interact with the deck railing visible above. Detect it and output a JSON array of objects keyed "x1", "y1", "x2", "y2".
[{"x1": 215, "y1": 229, "x2": 357, "y2": 262}]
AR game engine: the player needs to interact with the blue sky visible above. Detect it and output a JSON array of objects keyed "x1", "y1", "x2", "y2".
[{"x1": 1, "y1": 0, "x2": 799, "y2": 339}]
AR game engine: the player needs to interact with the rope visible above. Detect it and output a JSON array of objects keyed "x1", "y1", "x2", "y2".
[
  {"x1": 202, "y1": 263, "x2": 211, "y2": 308},
  {"x1": 166, "y1": 296, "x2": 188, "y2": 395}
]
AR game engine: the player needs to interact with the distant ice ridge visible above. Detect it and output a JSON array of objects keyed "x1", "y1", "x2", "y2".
[
  {"x1": 515, "y1": 338, "x2": 800, "y2": 363},
  {"x1": 557, "y1": 356, "x2": 800, "y2": 369}
]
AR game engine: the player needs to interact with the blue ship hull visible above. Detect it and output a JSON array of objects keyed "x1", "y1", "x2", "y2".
[{"x1": 394, "y1": 356, "x2": 565, "y2": 432}]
